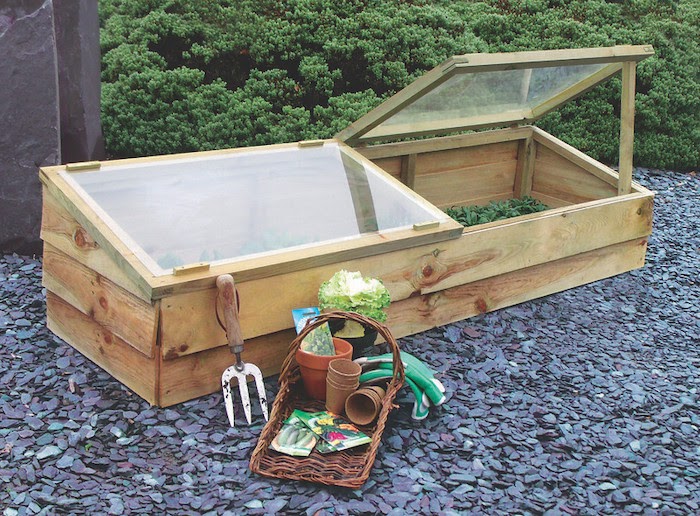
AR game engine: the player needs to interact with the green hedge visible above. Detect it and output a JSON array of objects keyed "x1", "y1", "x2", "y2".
[{"x1": 100, "y1": 0, "x2": 699, "y2": 170}]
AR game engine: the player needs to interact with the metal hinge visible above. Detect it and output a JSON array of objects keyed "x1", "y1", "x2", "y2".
[{"x1": 298, "y1": 140, "x2": 325, "y2": 148}]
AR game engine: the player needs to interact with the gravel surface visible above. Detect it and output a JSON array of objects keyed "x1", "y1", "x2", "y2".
[{"x1": 1, "y1": 168, "x2": 699, "y2": 515}]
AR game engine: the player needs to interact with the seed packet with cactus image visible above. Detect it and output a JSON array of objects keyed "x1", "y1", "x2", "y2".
[
  {"x1": 292, "y1": 307, "x2": 335, "y2": 355},
  {"x1": 293, "y1": 410, "x2": 371, "y2": 451},
  {"x1": 269, "y1": 413, "x2": 317, "y2": 457}
]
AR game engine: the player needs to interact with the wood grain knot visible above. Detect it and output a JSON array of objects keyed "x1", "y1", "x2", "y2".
[
  {"x1": 162, "y1": 344, "x2": 188, "y2": 361},
  {"x1": 99, "y1": 297, "x2": 109, "y2": 310},
  {"x1": 413, "y1": 252, "x2": 448, "y2": 290},
  {"x1": 73, "y1": 227, "x2": 98, "y2": 249},
  {"x1": 164, "y1": 349, "x2": 179, "y2": 360},
  {"x1": 476, "y1": 298, "x2": 488, "y2": 313}
]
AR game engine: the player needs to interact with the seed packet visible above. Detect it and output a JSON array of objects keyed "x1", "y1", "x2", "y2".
[
  {"x1": 292, "y1": 307, "x2": 335, "y2": 356},
  {"x1": 292, "y1": 410, "x2": 371, "y2": 451},
  {"x1": 315, "y1": 440, "x2": 340, "y2": 454},
  {"x1": 269, "y1": 412, "x2": 317, "y2": 457}
]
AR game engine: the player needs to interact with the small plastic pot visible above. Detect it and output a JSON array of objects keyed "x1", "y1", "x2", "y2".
[
  {"x1": 346, "y1": 328, "x2": 379, "y2": 359},
  {"x1": 328, "y1": 320, "x2": 379, "y2": 359},
  {"x1": 295, "y1": 338, "x2": 352, "y2": 400}
]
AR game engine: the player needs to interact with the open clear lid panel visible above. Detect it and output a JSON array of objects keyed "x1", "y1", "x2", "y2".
[
  {"x1": 364, "y1": 63, "x2": 607, "y2": 139},
  {"x1": 337, "y1": 45, "x2": 654, "y2": 143},
  {"x1": 61, "y1": 141, "x2": 460, "y2": 276}
]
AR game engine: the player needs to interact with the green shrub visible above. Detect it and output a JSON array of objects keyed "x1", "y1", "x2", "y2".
[
  {"x1": 100, "y1": 0, "x2": 699, "y2": 170},
  {"x1": 98, "y1": 0, "x2": 485, "y2": 157}
]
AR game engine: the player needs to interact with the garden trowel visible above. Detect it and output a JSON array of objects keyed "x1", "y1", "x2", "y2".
[{"x1": 216, "y1": 274, "x2": 268, "y2": 427}]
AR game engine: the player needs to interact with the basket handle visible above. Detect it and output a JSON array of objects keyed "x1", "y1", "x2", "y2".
[{"x1": 280, "y1": 311, "x2": 405, "y2": 391}]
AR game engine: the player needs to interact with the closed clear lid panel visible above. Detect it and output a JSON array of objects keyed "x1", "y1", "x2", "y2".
[{"x1": 62, "y1": 142, "x2": 458, "y2": 276}]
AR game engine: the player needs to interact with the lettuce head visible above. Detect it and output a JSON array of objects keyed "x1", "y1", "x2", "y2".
[{"x1": 318, "y1": 270, "x2": 391, "y2": 322}]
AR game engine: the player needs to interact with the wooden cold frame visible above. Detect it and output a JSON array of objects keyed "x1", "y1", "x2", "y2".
[{"x1": 40, "y1": 45, "x2": 656, "y2": 406}]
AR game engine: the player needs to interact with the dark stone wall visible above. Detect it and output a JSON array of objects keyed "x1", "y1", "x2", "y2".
[
  {"x1": 54, "y1": 0, "x2": 105, "y2": 163},
  {"x1": 0, "y1": 0, "x2": 104, "y2": 254},
  {"x1": 0, "y1": 0, "x2": 60, "y2": 256}
]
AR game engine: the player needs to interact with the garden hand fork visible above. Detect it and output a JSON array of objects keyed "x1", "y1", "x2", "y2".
[{"x1": 216, "y1": 274, "x2": 268, "y2": 427}]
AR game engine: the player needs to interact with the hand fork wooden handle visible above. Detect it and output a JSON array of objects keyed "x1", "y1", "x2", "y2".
[{"x1": 216, "y1": 274, "x2": 268, "y2": 427}]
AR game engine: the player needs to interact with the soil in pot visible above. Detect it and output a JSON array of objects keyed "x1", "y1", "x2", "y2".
[{"x1": 328, "y1": 319, "x2": 378, "y2": 359}]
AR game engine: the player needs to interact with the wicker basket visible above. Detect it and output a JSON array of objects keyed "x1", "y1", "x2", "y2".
[{"x1": 249, "y1": 311, "x2": 405, "y2": 488}]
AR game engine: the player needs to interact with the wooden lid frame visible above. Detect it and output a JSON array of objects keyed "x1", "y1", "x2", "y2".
[
  {"x1": 40, "y1": 140, "x2": 463, "y2": 300},
  {"x1": 336, "y1": 45, "x2": 654, "y2": 145}
]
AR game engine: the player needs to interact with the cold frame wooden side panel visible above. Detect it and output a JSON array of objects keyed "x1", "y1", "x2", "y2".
[
  {"x1": 40, "y1": 187, "x2": 150, "y2": 302},
  {"x1": 370, "y1": 156, "x2": 403, "y2": 181},
  {"x1": 394, "y1": 193, "x2": 653, "y2": 297},
  {"x1": 42, "y1": 243, "x2": 158, "y2": 358},
  {"x1": 157, "y1": 249, "x2": 426, "y2": 360},
  {"x1": 411, "y1": 141, "x2": 519, "y2": 209},
  {"x1": 46, "y1": 291, "x2": 158, "y2": 405},
  {"x1": 531, "y1": 143, "x2": 618, "y2": 205},
  {"x1": 386, "y1": 237, "x2": 648, "y2": 339},
  {"x1": 157, "y1": 328, "x2": 295, "y2": 407}
]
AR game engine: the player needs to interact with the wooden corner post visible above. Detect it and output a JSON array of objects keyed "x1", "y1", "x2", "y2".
[
  {"x1": 618, "y1": 61, "x2": 636, "y2": 195},
  {"x1": 400, "y1": 153, "x2": 417, "y2": 189},
  {"x1": 514, "y1": 135, "x2": 536, "y2": 198}
]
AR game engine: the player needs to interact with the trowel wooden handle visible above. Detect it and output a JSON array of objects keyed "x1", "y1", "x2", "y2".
[{"x1": 216, "y1": 274, "x2": 244, "y2": 350}]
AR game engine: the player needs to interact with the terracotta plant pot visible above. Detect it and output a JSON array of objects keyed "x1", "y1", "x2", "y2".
[{"x1": 295, "y1": 338, "x2": 352, "y2": 400}]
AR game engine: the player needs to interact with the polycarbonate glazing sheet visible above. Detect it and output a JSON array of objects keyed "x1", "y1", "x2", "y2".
[
  {"x1": 64, "y1": 143, "x2": 445, "y2": 275},
  {"x1": 365, "y1": 63, "x2": 607, "y2": 137}
]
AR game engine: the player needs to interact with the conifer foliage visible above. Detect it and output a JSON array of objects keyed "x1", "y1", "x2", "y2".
[{"x1": 100, "y1": 0, "x2": 699, "y2": 170}]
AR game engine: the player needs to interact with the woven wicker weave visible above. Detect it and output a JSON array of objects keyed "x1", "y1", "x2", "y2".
[{"x1": 249, "y1": 311, "x2": 405, "y2": 488}]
